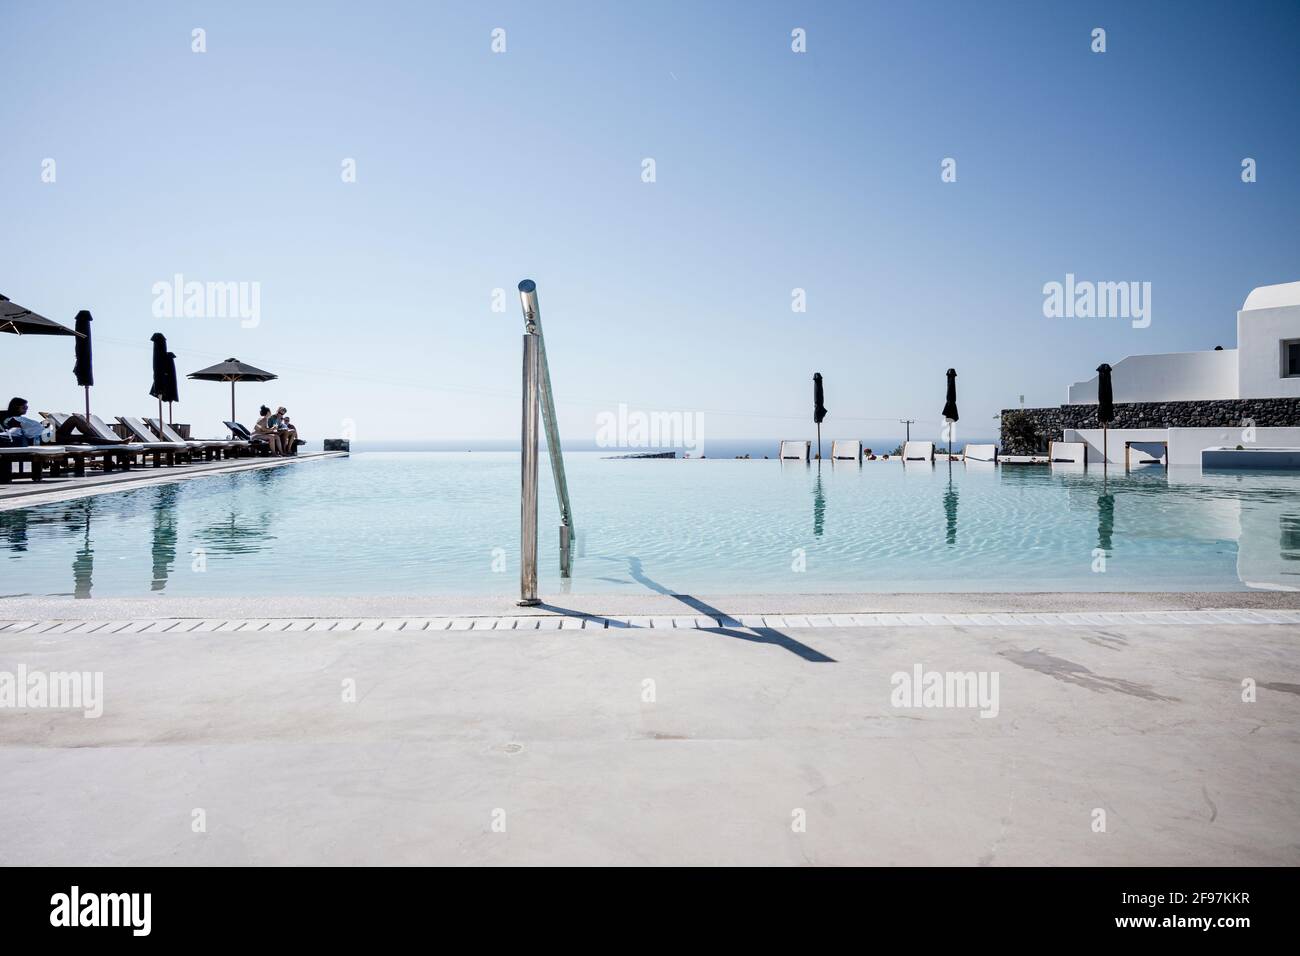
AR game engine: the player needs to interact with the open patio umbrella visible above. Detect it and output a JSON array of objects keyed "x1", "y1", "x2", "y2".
[
  {"x1": 0, "y1": 293, "x2": 83, "y2": 337},
  {"x1": 813, "y1": 372, "x2": 827, "y2": 461},
  {"x1": 162, "y1": 351, "x2": 180, "y2": 424},
  {"x1": 1096, "y1": 363, "x2": 1114, "y2": 469},
  {"x1": 187, "y1": 357, "x2": 277, "y2": 423},
  {"x1": 73, "y1": 310, "x2": 94, "y2": 418},
  {"x1": 942, "y1": 368, "x2": 959, "y2": 460}
]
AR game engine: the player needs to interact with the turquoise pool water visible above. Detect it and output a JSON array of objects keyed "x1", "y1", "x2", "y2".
[{"x1": 2, "y1": 452, "x2": 1298, "y2": 597}]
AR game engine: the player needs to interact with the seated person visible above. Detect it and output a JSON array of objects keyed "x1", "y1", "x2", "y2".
[
  {"x1": 269, "y1": 406, "x2": 299, "y2": 456},
  {"x1": 253, "y1": 405, "x2": 284, "y2": 455},
  {"x1": 3, "y1": 397, "x2": 47, "y2": 446}
]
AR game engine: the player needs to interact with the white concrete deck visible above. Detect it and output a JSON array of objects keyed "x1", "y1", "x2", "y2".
[{"x1": 1, "y1": 591, "x2": 1297, "y2": 866}]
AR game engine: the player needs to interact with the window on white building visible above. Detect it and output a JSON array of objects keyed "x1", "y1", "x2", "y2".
[{"x1": 1285, "y1": 339, "x2": 1300, "y2": 378}]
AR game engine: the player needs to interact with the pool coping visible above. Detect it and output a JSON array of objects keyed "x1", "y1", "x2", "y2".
[
  {"x1": 4, "y1": 605, "x2": 1300, "y2": 634},
  {"x1": 3, "y1": 589, "x2": 1298, "y2": 622}
]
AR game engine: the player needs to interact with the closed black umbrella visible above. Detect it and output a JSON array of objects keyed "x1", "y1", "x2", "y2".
[
  {"x1": 188, "y1": 357, "x2": 278, "y2": 423},
  {"x1": 149, "y1": 333, "x2": 170, "y2": 424},
  {"x1": 942, "y1": 368, "x2": 959, "y2": 460},
  {"x1": 1096, "y1": 363, "x2": 1114, "y2": 467},
  {"x1": 73, "y1": 310, "x2": 94, "y2": 417},
  {"x1": 813, "y1": 372, "x2": 827, "y2": 461},
  {"x1": 0, "y1": 293, "x2": 82, "y2": 337},
  {"x1": 162, "y1": 351, "x2": 180, "y2": 424}
]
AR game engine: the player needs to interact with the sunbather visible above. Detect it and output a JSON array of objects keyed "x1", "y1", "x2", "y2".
[
  {"x1": 253, "y1": 405, "x2": 284, "y2": 455},
  {"x1": 3, "y1": 397, "x2": 48, "y2": 446},
  {"x1": 270, "y1": 406, "x2": 299, "y2": 456}
]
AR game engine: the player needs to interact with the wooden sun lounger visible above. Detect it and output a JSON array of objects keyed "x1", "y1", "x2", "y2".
[
  {"x1": 0, "y1": 440, "x2": 137, "y2": 483},
  {"x1": 117, "y1": 416, "x2": 195, "y2": 464},
  {"x1": 68, "y1": 413, "x2": 178, "y2": 468},
  {"x1": 0, "y1": 445, "x2": 80, "y2": 484},
  {"x1": 145, "y1": 418, "x2": 246, "y2": 460},
  {"x1": 224, "y1": 421, "x2": 276, "y2": 456},
  {"x1": 41, "y1": 413, "x2": 146, "y2": 472}
]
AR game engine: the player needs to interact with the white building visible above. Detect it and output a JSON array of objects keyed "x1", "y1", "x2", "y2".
[{"x1": 1062, "y1": 280, "x2": 1300, "y2": 466}]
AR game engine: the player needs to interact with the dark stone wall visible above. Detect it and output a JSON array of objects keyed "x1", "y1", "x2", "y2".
[
  {"x1": 999, "y1": 407, "x2": 1061, "y2": 455},
  {"x1": 1000, "y1": 397, "x2": 1300, "y2": 454}
]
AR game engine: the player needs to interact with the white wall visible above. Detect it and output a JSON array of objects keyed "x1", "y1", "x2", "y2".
[
  {"x1": 1237, "y1": 303, "x2": 1300, "y2": 399},
  {"x1": 1064, "y1": 426, "x2": 1300, "y2": 467},
  {"x1": 1067, "y1": 349, "x2": 1238, "y2": 404}
]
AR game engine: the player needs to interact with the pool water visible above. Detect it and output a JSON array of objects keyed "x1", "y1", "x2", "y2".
[{"x1": 2, "y1": 453, "x2": 1298, "y2": 598}]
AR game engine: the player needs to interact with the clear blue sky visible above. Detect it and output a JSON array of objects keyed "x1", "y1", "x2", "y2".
[{"x1": 3, "y1": 0, "x2": 1298, "y2": 443}]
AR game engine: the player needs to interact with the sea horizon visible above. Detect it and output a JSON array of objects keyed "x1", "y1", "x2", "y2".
[{"x1": 349, "y1": 437, "x2": 998, "y2": 456}]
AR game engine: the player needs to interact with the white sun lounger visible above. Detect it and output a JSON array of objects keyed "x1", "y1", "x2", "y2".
[
  {"x1": 964, "y1": 443, "x2": 998, "y2": 463},
  {"x1": 1048, "y1": 440, "x2": 1087, "y2": 466},
  {"x1": 831, "y1": 440, "x2": 861, "y2": 461},
  {"x1": 779, "y1": 440, "x2": 810, "y2": 462},
  {"x1": 1125, "y1": 441, "x2": 1167, "y2": 469},
  {"x1": 902, "y1": 441, "x2": 934, "y2": 463}
]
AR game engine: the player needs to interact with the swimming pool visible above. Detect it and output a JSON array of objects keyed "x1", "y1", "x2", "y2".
[{"x1": 2, "y1": 452, "x2": 1297, "y2": 597}]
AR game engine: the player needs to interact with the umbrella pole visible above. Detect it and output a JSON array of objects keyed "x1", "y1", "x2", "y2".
[
  {"x1": 231, "y1": 382, "x2": 236, "y2": 424},
  {"x1": 168, "y1": 401, "x2": 174, "y2": 426},
  {"x1": 83, "y1": 386, "x2": 90, "y2": 419},
  {"x1": 158, "y1": 396, "x2": 162, "y2": 425},
  {"x1": 1103, "y1": 424, "x2": 1108, "y2": 474},
  {"x1": 816, "y1": 423, "x2": 821, "y2": 462}
]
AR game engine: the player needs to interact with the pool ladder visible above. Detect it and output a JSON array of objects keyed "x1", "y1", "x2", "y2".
[{"x1": 517, "y1": 279, "x2": 574, "y2": 605}]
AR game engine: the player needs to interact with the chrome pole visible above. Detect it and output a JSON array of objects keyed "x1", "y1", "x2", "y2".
[
  {"x1": 518, "y1": 279, "x2": 576, "y2": 577},
  {"x1": 519, "y1": 331, "x2": 540, "y2": 606}
]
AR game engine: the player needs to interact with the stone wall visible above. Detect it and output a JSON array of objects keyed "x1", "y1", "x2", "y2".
[
  {"x1": 1000, "y1": 397, "x2": 1300, "y2": 453},
  {"x1": 999, "y1": 407, "x2": 1061, "y2": 455}
]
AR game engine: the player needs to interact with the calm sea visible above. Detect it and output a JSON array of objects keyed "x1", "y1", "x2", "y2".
[{"x1": 351, "y1": 438, "x2": 997, "y2": 458}]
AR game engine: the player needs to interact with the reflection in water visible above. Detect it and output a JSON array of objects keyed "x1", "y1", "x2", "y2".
[
  {"x1": 1098, "y1": 491, "x2": 1115, "y2": 553},
  {"x1": 190, "y1": 468, "x2": 281, "y2": 558},
  {"x1": 944, "y1": 474, "x2": 959, "y2": 545},
  {"x1": 72, "y1": 499, "x2": 94, "y2": 599},
  {"x1": 150, "y1": 484, "x2": 178, "y2": 591},
  {"x1": 0, "y1": 509, "x2": 29, "y2": 553},
  {"x1": 1, "y1": 467, "x2": 288, "y2": 598},
  {"x1": 1282, "y1": 514, "x2": 1300, "y2": 566},
  {"x1": 812, "y1": 471, "x2": 826, "y2": 538},
  {"x1": 193, "y1": 510, "x2": 275, "y2": 556}
]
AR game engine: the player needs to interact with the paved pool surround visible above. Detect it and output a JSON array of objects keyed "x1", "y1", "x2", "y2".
[{"x1": 1, "y1": 598, "x2": 1296, "y2": 866}]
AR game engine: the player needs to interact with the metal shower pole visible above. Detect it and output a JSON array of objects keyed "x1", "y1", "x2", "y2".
[
  {"x1": 517, "y1": 279, "x2": 575, "y2": 606},
  {"x1": 520, "y1": 333, "x2": 540, "y2": 606}
]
